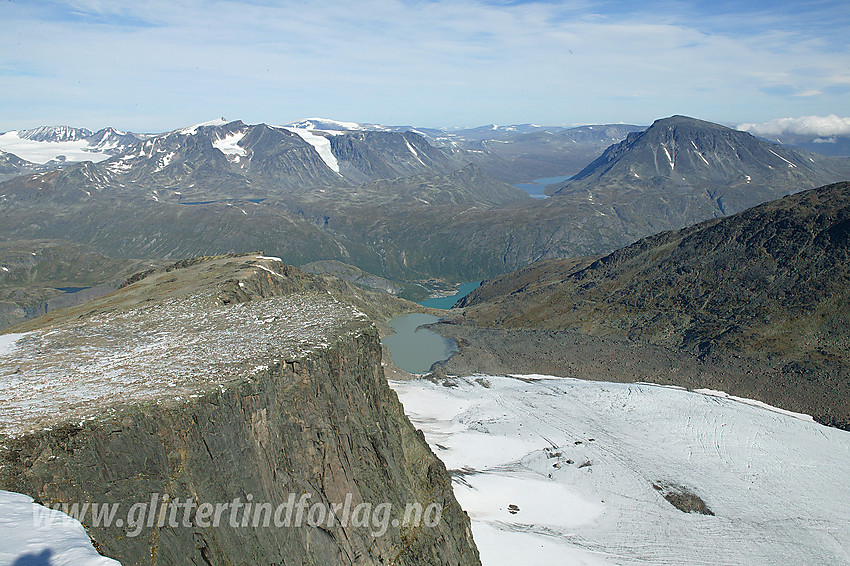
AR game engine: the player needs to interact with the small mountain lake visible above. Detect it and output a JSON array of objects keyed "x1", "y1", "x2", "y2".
[
  {"x1": 382, "y1": 313, "x2": 455, "y2": 374},
  {"x1": 514, "y1": 175, "x2": 572, "y2": 199},
  {"x1": 418, "y1": 281, "x2": 481, "y2": 309},
  {"x1": 383, "y1": 282, "x2": 480, "y2": 374}
]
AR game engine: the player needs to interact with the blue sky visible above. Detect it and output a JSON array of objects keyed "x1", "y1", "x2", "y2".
[{"x1": 1, "y1": 0, "x2": 849, "y2": 132}]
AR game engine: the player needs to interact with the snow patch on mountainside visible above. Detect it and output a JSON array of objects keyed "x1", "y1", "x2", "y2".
[
  {"x1": 212, "y1": 131, "x2": 247, "y2": 158},
  {"x1": 288, "y1": 117, "x2": 365, "y2": 131},
  {"x1": 768, "y1": 148, "x2": 798, "y2": 168},
  {"x1": 158, "y1": 151, "x2": 176, "y2": 170},
  {"x1": 0, "y1": 490, "x2": 121, "y2": 565},
  {"x1": 283, "y1": 127, "x2": 340, "y2": 173},
  {"x1": 0, "y1": 333, "x2": 29, "y2": 356},
  {"x1": 391, "y1": 375, "x2": 850, "y2": 566},
  {"x1": 405, "y1": 140, "x2": 426, "y2": 165}
]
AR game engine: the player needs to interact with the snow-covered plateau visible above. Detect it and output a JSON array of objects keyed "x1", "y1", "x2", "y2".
[
  {"x1": 391, "y1": 374, "x2": 850, "y2": 566},
  {"x1": 0, "y1": 131, "x2": 112, "y2": 164}
]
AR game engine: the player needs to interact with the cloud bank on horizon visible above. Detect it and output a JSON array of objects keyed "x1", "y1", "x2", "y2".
[
  {"x1": 1, "y1": 0, "x2": 848, "y2": 132},
  {"x1": 738, "y1": 115, "x2": 850, "y2": 138}
]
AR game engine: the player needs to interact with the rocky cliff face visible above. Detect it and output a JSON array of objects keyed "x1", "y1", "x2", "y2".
[
  {"x1": 0, "y1": 255, "x2": 479, "y2": 565},
  {"x1": 0, "y1": 150, "x2": 41, "y2": 182}
]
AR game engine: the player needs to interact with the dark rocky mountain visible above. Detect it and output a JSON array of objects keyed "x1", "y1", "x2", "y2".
[
  {"x1": 0, "y1": 150, "x2": 40, "y2": 182},
  {"x1": 551, "y1": 116, "x2": 850, "y2": 230},
  {"x1": 457, "y1": 182, "x2": 850, "y2": 426},
  {"x1": 0, "y1": 253, "x2": 480, "y2": 564},
  {"x1": 235, "y1": 123, "x2": 344, "y2": 188},
  {"x1": 330, "y1": 130, "x2": 460, "y2": 183}
]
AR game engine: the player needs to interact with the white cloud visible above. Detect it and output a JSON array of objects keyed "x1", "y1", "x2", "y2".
[
  {"x1": 738, "y1": 115, "x2": 850, "y2": 138},
  {"x1": 1, "y1": 1, "x2": 849, "y2": 130}
]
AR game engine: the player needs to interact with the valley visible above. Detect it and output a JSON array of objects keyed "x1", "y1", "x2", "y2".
[{"x1": 4, "y1": 115, "x2": 848, "y2": 291}]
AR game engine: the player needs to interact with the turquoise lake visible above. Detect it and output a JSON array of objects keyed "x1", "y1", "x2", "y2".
[
  {"x1": 418, "y1": 281, "x2": 481, "y2": 309},
  {"x1": 513, "y1": 175, "x2": 572, "y2": 199},
  {"x1": 383, "y1": 281, "x2": 481, "y2": 373}
]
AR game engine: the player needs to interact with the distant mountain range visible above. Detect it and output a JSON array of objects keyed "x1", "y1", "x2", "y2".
[
  {"x1": 0, "y1": 125, "x2": 140, "y2": 163},
  {"x1": 2, "y1": 117, "x2": 843, "y2": 183},
  {"x1": 0, "y1": 119, "x2": 525, "y2": 206},
  {"x1": 1, "y1": 115, "x2": 849, "y2": 287}
]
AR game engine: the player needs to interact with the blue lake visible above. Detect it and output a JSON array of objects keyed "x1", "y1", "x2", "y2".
[
  {"x1": 514, "y1": 175, "x2": 573, "y2": 199},
  {"x1": 418, "y1": 281, "x2": 481, "y2": 309},
  {"x1": 384, "y1": 282, "x2": 481, "y2": 373}
]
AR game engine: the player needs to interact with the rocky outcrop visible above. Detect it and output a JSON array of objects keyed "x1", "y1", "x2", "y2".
[
  {"x1": 0, "y1": 254, "x2": 479, "y2": 565},
  {"x1": 302, "y1": 260, "x2": 403, "y2": 295}
]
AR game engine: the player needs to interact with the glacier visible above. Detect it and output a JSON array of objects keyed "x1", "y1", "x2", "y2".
[{"x1": 391, "y1": 374, "x2": 850, "y2": 566}]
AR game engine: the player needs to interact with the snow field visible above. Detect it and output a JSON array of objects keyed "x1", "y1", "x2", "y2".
[{"x1": 391, "y1": 375, "x2": 850, "y2": 566}]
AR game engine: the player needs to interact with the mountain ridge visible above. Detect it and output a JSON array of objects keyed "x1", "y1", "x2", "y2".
[
  {"x1": 2, "y1": 115, "x2": 848, "y2": 285},
  {"x1": 456, "y1": 181, "x2": 850, "y2": 426}
]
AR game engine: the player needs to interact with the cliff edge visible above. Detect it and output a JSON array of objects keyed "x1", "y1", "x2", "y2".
[{"x1": 0, "y1": 254, "x2": 480, "y2": 565}]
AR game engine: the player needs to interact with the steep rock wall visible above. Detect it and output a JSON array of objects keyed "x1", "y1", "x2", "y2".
[{"x1": 0, "y1": 257, "x2": 479, "y2": 565}]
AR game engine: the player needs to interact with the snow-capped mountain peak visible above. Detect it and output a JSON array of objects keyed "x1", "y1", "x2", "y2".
[
  {"x1": 179, "y1": 118, "x2": 229, "y2": 135},
  {"x1": 16, "y1": 125, "x2": 93, "y2": 143},
  {"x1": 286, "y1": 118, "x2": 369, "y2": 132}
]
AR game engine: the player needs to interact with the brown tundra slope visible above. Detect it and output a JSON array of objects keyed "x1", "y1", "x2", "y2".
[{"x1": 456, "y1": 182, "x2": 850, "y2": 428}]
